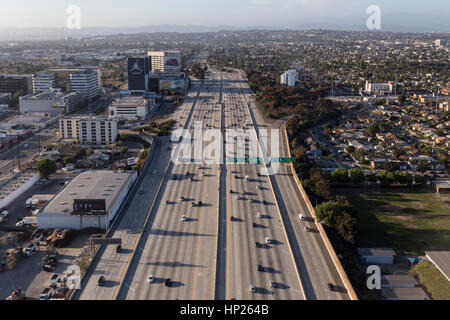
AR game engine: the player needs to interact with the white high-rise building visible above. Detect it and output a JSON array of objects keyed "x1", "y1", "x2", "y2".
[
  {"x1": 32, "y1": 73, "x2": 56, "y2": 93},
  {"x1": 59, "y1": 116, "x2": 117, "y2": 145},
  {"x1": 147, "y1": 51, "x2": 181, "y2": 75},
  {"x1": 280, "y1": 70, "x2": 299, "y2": 87},
  {"x1": 70, "y1": 69, "x2": 99, "y2": 101}
]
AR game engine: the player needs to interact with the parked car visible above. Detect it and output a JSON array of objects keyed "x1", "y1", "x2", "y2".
[{"x1": 39, "y1": 288, "x2": 52, "y2": 300}]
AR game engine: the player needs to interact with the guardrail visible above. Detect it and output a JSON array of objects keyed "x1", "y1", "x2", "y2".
[{"x1": 282, "y1": 126, "x2": 358, "y2": 300}]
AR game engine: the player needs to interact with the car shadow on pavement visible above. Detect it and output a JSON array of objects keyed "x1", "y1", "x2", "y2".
[
  {"x1": 270, "y1": 282, "x2": 290, "y2": 289},
  {"x1": 168, "y1": 281, "x2": 184, "y2": 288}
]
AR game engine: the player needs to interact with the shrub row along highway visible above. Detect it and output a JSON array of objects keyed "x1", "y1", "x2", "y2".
[{"x1": 79, "y1": 70, "x2": 350, "y2": 300}]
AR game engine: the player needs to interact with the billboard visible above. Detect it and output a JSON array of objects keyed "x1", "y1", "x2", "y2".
[
  {"x1": 73, "y1": 199, "x2": 106, "y2": 215},
  {"x1": 128, "y1": 58, "x2": 146, "y2": 77},
  {"x1": 164, "y1": 51, "x2": 181, "y2": 72},
  {"x1": 128, "y1": 57, "x2": 150, "y2": 91},
  {"x1": 159, "y1": 79, "x2": 186, "y2": 90},
  {"x1": 127, "y1": 157, "x2": 136, "y2": 166}
]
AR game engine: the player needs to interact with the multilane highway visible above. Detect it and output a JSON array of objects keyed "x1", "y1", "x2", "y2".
[{"x1": 79, "y1": 70, "x2": 351, "y2": 300}]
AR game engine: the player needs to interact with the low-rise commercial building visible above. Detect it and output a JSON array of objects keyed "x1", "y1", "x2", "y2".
[
  {"x1": 108, "y1": 96, "x2": 155, "y2": 120},
  {"x1": 36, "y1": 170, "x2": 136, "y2": 230},
  {"x1": 358, "y1": 248, "x2": 396, "y2": 264},
  {"x1": 60, "y1": 116, "x2": 118, "y2": 145},
  {"x1": 19, "y1": 91, "x2": 84, "y2": 114}
]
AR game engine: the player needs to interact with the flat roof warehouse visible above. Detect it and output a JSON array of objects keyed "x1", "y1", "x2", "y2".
[{"x1": 37, "y1": 170, "x2": 136, "y2": 230}]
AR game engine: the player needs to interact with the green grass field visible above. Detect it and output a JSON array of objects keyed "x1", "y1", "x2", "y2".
[
  {"x1": 410, "y1": 261, "x2": 450, "y2": 300},
  {"x1": 338, "y1": 187, "x2": 450, "y2": 255}
]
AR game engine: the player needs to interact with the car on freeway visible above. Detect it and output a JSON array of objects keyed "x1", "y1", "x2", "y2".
[
  {"x1": 181, "y1": 215, "x2": 186, "y2": 222},
  {"x1": 250, "y1": 285, "x2": 256, "y2": 293},
  {"x1": 299, "y1": 214, "x2": 305, "y2": 220},
  {"x1": 166, "y1": 200, "x2": 170, "y2": 205},
  {"x1": 180, "y1": 196, "x2": 184, "y2": 201},
  {"x1": 201, "y1": 172, "x2": 206, "y2": 177},
  {"x1": 153, "y1": 170, "x2": 157, "y2": 175},
  {"x1": 252, "y1": 222, "x2": 257, "y2": 228},
  {"x1": 165, "y1": 278, "x2": 171, "y2": 287},
  {"x1": 97, "y1": 276, "x2": 105, "y2": 286},
  {"x1": 148, "y1": 275, "x2": 154, "y2": 283},
  {"x1": 304, "y1": 227, "x2": 311, "y2": 232},
  {"x1": 257, "y1": 213, "x2": 263, "y2": 218},
  {"x1": 116, "y1": 244, "x2": 122, "y2": 253},
  {"x1": 250, "y1": 199, "x2": 255, "y2": 203},
  {"x1": 263, "y1": 200, "x2": 268, "y2": 205},
  {"x1": 257, "y1": 185, "x2": 262, "y2": 190},
  {"x1": 139, "y1": 189, "x2": 144, "y2": 194},
  {"x1": 50, "y1": 274, "x2": 59, "y2": 286},
  {"x1": 265, "y1": 237, "x2": 271, "y2": 244},
  {"x1": 40, "y1": 288, "x2": 52, "y2": 300},
  {"x1": 257, "y1": 264, "x2": 263, "y2": 271},
  {"x1": 328, "y1": 283, "x2": 335, "y2": 291},
  {"x1": 270, "y1": 281, "x2": 276, "y2": 288},
  {"x1": 235, "y1": 195, "x2": 241, "y2": 200}
]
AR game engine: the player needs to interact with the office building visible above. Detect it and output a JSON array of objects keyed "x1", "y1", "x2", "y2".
[
  {"x1": 70, "y1": 69, "x2": 100, "y2": 101},
  {"x1": 19, "y1": 91, "x2": 84, "y2": 114},
  {"x1": 0, "y1": 75, "x2": 31, "y2": 95},
  {"x1": 364, "y1": 81, "x2": 400, "y2": 94},
  {"x1": 147, "y1": 51, "x2": 181, "y2": 75},
  {"x1": 280, "y1": 70, "x2": 299, "y2": 87},
  {"x1": 127, "y1": 57, "x2": 151, "y2": 93},
  {"x1": 59, "y1": 116, "x2": 118, "y2": 145},
  {"x1": 32, "y1": 73, "x2": 56, "y2": 93},
  {"x1": 108, "y1": 96, "x2": 155, "y2": 120},
  {"x1": 37, "y1": 170, "x2": 137, "y2": 230},
  {"x1": 0, "y1": 93, "x2": 10, "y2": 105}
]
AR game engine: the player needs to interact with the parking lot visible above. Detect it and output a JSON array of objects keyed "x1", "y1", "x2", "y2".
[{"x1": 1, "y1": 176, "x2": 68, "y2": 228}]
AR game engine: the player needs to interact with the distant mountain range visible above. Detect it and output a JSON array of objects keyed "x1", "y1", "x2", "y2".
[{"x1": 0, "y1": 13, "x2": 448, "y2": 41}]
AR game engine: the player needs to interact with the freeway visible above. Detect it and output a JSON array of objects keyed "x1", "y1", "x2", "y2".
[
  {"x1": 233, "y1": 69, "x2": 349, "y2": 300},
  {"x1": 117, "y1": 72, "x2": 223, "y2": 300},
  {"x1": 220, "y1": 71, "x2": 305, "y2": 300},
  {"x1": 77, "y1": 86, "x2": 200, "y2": 300}
]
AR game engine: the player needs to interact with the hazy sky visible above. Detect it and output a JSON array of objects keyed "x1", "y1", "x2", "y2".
[{"x1": 0, "y1": 0, "x2": 448, "y2": 28}]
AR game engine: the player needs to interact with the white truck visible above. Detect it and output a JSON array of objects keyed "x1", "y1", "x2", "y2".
[{"x1": 16, "y1": 216, "x2": 37, "y2": 227}]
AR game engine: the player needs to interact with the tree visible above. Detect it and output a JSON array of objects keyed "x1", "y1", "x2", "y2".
[
  {"x1": 36, "y1": 159, "x2": 56, "y2": 178},
  {"x1": 377, "y1": 170, "x2": 395, "y2": 187},
  {"x1": 315, "y1": 201, "x2": 341, "y2": 227},
  {"x1": 384, "y1": 161, "x2": 400, "y2": 172},
  {"x1": 414, "y1": 175, "x2": 427, "y2": 185},
  {"x1": 310, "y1": 168, "x2": 333, "y2": 201},
  {"x1": 394, "y1": 171, "x2": 413, "y2": 186},
  {"x1": 417, "y1": 160, "x2": 429, "y2": 173},
  {"x1": 335, "y1": 212, "x2": 358, "y2": 245},
  {"x1": 366, "y1": 122, "x2": 380, "y2": 137},
  {"x1": 349, "y1": 168, "x2": 365, "y2": 183},
  {"x1": 331, "y1": 168, "x2": 350, "y2": 183}
]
